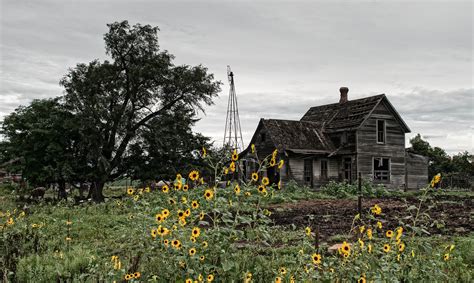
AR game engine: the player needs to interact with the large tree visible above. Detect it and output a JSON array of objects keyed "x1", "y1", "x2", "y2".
[{"x1": 60, "y1": 21, "x2": 220, "y2": 201}]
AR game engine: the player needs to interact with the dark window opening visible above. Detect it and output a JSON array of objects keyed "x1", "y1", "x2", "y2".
[
  {"x1": 261, "y1": 133, "x2": 266, "y2": 142},
  {"x1": 377, "y1": 120, "x2": 385, "y2": 144},
  {"x1": 343, "y1": 157, "x2": 352, "y2": 183},
  {"x1": 374, "y1": 157, "x2": 390, "y2": 181},
  {"x1": 320, "y1": 160, "x2": 328, "y2": 180}
]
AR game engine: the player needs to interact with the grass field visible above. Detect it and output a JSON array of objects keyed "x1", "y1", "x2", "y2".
[{"x1": 1, "y1": 180, "x2": 473, "y2": 282}]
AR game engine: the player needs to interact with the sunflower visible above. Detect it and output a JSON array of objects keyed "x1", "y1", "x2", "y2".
[
  {"x1": 189, "y1": 248, "x2": 197, "y2": 256},
  {"x1": 234, "y1": 184, "x2": 241, "y2": 195},
  {"x1": 155, "y1": 214, "x2": 164, "y2": 223},
  {"x1": 275, "y1": 277, "x2": 282, "y2": 283},
  {"x1": 383, "y1": 244, "x2": 391, "y2": 253},
  {"x1": 371, "y1": 204, "x2": 382, "y2": 215},
  {"x1": 204, "y1": 189, "x2": 214, "y2": 200},
  {"x1": 202, "y1": 241, "x2": 208, "y2": 248},
  {"x1": 199, "y1": 211, "x2": 205, "y2": 220},
  {"x1": 305, "y1": 227, "x2": 311, "y2": 237},
  {"x1": 358, "y1": 238, "x2": 365, "y2": 249},
  {"x1": 182, "y1": 196, "x2": 188, "y2": 204},
  {"x1": 376, "y1": 221, "x2": 382, "y2": 229},
  {"x1": 178, "y1": 210, "x2": 185, "y2": 218},
  {"x1": 202, "y1": 147, "x2": 207, "y2": 158},
  {"x1": 162, "y1": 209, "x2": 170, "y2": 218},
  {"x1": 359, "y1": 225, "x2": 365, "y2": 234},
  {"x1": 191, "y1": 200, "x2": 199, "y2": 209},
  {"x1": 134, "y1": 272, "x2": 141, "y2": 279},
  {"x1": 257, "y1": 185, "x2": 266, "y2": 193},
  {"x1": 207, "y1": 274, "x2": 214, "y2": 282},
  {"x1": 278, "y1": 180, "x2": 282, "y2": 189},
  {"x1": 133, "y1": 195, "x2": 139, "y2": 201},
  {"x1": 172, "y1": 239, "x2": 181, "y2": 249},
  {"x1": 169, "y1": 198, "x2": 176, "y2": 205},
  {"x1": 357, "y1": 276, "x2": 366, "y2": 283},
  {"x1": 269, "y1": 158, "x2": 276, "y2": 167},
  {"x1": 366, "y1": 228, "x2": 373, "y2": 240},
  {"x1": 229, "y1": 161, "x2": 236, "y2": 172},
  {"x1": 162, "y1": 185, "x2": 170, "y2": 193},
  {"x1": 174, "y1": 182, "x2": 182, "y2": 190},
  {"x1": 200, "y1": 255, "x2": 205, "y2": 261},
  {"x1": 157, "y1": 225, "x2": 169, "y2": 236},
  {"x1": 163, "y1": 239, "x2": 169, "y2": 246},
  {"x1": 262, "y1": 177, "x2": 270, "y2": 186},
  {"x1": 398, "y1": 242, "x2": 405, "y2": 252},
  {"x1": 340, "y1": 241, "x2": 351, "y2": 254},
  {"x1": 251, "y1": 172, "x2": 259, "y2": 182},
  {"x1": 179, "y1": 218, "x2": 187, "y2": 226},
  {"x1": 186, "y1": 279, "x2": 193, "y2": 283},
  {"x1": 189, "y1": 170, "x2": 200, "y2": 181},
  {"x1": 151, "y1": 229, "x2": 157, "y2": 238},
  {"x1": 312, "y1": 253, "x2": 322, "y2": 264},
  {"x1": 278, "y1": 159, "x2": 284, "y2": 169},
  {"x1": 368, "y1": 243, "x2": 372, "y2": 253},
  {"x1": 386, "y1": 230, "x2": 394, "y2": 238},
  {"x1": 232, "y1": 149, "x2": 239, "y2": 161},
  {"x1": 190, "y1": 236, "x2": 196, "y2": 243},
  {"x1": 145, "y1": 186, "x2": 150, "y2": 193},
  {"x1": 192, "y1": 227, "x2": 201, "y2": 238},
  {"x1": 444, "y1": 253, "x2": 450, "y2": 261},
  {"x1": 7, "y1": 218, "x2": 14, "y2": 226},
  {"x1": 183, "y1": 184, "x2": 189, "y2": 191},
  {"x1": 279, "y1": 267, "x2": 287, "y2": 275},
  {"x1": 245, "y1": 192, "x2": 251, "y2": 197},
  {"x1": 127, "y1": 187, "x2": 134, "y2": 195},
  {"x1": 185, "y1": 209, "x2": 191, "y2": 217},
  {"x1": 125, "y1": 274, "x2": 132, "y2": 280}
]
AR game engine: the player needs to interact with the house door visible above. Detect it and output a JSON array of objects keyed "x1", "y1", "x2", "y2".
[
  {"x1": 304, "y1": 158, "x2": 313, "y2": 187},
  {"x1": 266, "y1": 166, "x2": 280, "y2": 186},
  {"x1": 343, "y1": 157, "x2": 352, "y2": 183}
]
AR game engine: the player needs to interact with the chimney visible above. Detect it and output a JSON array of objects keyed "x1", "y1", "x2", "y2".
[{"x1": 339, "y1": 87, "x2": 349, "y2": 104}]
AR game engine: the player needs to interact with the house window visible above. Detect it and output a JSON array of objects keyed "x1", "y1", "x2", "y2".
[
  {"x1": 320, "y1": 160, "x2": 328, "y2": 180},
  {"x1": 376, "y1": 120, "x2": 386, "y2": 144},
  {"x1": 373, "y1": 157, "x2": 390, "y2": 181},
  {"x1": 304, "y1": 159, "x2": 313, "y2": 184}
]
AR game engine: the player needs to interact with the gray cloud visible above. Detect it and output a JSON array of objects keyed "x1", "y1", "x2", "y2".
[{"x1": 1, "y1": 0, "x2": 472, "y2": 155}]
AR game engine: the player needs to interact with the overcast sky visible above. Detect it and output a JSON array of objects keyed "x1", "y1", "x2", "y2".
[{"x1": 1, "y1": 0, "x2": 472, "y2": 154}]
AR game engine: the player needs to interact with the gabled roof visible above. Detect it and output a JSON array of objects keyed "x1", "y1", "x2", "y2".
[
  {"x1": 243, "y1": 119, "x2": 335, "y2": 155},
  {"x1": 301, "y1": 94, "x2": 410, "y2": 133}
]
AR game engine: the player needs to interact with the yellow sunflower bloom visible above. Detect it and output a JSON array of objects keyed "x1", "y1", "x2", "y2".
[
  {"x1": 192, "y1": 200, "x2": 199, "y2": 209},
  {"x1": 189, "y1": 248, "x2": 196, "y2": 256},
  {"x1": 162, "y1": 185, "x2": 170, "y2": 193},
  {"x1": 127, "y1": 187, "x2": 134, "y2": 195},
  {"x1": 204, "y1": 189, "x2": 214, "y2": 200},
  {"x1": 232, "y1": 149, "x2": 239, "y2": 161},
  {"x1": 192, "y1": 227, "x2": 201, "y2": 238},
  {"x1": 207, "y1": 274, "x2": 214, "y2": 282},
  {"x1": 278, "y1": 159, "x2": 284, "y2": 169},
  {"x1": 279, "y1": 267, "x2": 287, "y2": 275},
  {"x1": 312, "y1": 253, "x2": 322, "y2": 264},
  {"x1": 444, "y1": 253, "x2": 450, "y2": 261},
  {"x1": 371, "y1": 204, "x2": 382, "y2": 215},
  {"x1": 357, "y1": 276, "x2": 366, "y2": 283},
  {"x1": 383, "y1": 244, "x2": 391, "y2": 253},
  {"x1": 269, "y1": 158, "x2": 276, "y2": 167},
  {"x1": 229, "y1": 161, "x2": 236, "y2": 172},
  {"x1": 234, "y1": 184, "x2": 241, "y2": 195},
  {"x1": 340, "y1": 241, "x2": 351, "y2": 255},
  {"x1": 251, "y1": 172, "x2": 259, "y2": 182},
  {"x1": 162, "y1": 209, "x2": 170, "y2": 218},
  {"x1": 386, "y1": 230, "x2": 394, "y2": 238},
  {"x1": 189, "y1": 170, "x2": 200, "y2": 181},
  {"x1": 262, "y1": 177, "x2": 270, "y2": 186},
  {"x1": 305, "y1": 227, "x2": 312, "y2": 237},
  {"x1": 398, "y1": 242, "x2": 405, "y2": 252}
]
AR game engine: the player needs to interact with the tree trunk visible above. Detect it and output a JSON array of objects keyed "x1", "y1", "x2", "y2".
[
  {"x1": 58, "y1": 180, "x2": 68, "y2": 200},
  {"x1": 90, "y1": 181, "x2": 105, "y2": 202}
]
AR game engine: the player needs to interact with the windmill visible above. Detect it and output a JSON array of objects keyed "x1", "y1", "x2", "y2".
[{"x1": 223, "y1": 65, "x2": 244, "y2": 152}]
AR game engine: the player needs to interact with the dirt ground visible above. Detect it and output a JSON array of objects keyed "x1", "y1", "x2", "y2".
[{"x1": 268, "y1": 194, "x2": 473, "y2": 241}]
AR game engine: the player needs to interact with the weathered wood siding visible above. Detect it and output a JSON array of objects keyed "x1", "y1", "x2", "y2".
[
  {"x1": 357, "y1": 101, "x2": 406, "y2": 189},
  {"x1": 406, "y1": 152, "x2": 428, "y2": 189}
]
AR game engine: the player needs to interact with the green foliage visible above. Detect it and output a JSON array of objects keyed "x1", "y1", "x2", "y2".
[
  {"x1": 321, "y1": 181, "x2": 389, "y2": 198},
  {"x1": 410, "y1": 134, "x2": 474, "y2": 180},
  {"x1": 16, "y1": 247, "x2": 98, "y2": 283}
]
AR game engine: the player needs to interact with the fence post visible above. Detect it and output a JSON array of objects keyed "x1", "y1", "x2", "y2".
[{"x1": 358, "y1": 172, "x2": 362, "y2": 216}]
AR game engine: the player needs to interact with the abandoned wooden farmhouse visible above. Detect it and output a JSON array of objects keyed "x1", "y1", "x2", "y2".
[{"x1": 241, "y1": 87, "x2": 428, "y2": 189}]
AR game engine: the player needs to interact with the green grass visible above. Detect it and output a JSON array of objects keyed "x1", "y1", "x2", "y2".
[{"x1": 1, "y1": 183, "x2": 473, "y2": 282}]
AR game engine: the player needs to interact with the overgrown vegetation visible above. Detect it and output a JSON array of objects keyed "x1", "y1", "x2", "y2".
[{"x1": 1, "y1": 149, "x2": 472, "y2": 282}]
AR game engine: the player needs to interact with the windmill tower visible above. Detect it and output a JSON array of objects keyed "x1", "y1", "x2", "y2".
[{"x1": 223, "y1": 65, "x2": 244, "y2": 152}]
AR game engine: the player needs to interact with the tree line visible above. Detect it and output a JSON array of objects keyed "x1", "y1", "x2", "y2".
[
  {"x1": 409, "y1": 134, "x2": 473, "y2": 184},
  {"x1": 0, "y1": 21, "x2": 221, "y2": 202}
]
